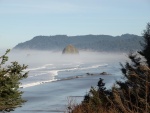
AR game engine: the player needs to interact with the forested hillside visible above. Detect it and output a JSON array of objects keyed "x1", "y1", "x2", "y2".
[{"x1": 14, "y1": 34, "x2": 142, "y2": 52}]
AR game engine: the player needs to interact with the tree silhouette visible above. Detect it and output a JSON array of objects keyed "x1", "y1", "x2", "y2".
[{"x1": 138, "y1": 23, "x2": 150, "y2": 66}]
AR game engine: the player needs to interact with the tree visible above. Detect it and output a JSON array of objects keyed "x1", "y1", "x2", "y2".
[
  {"x1": 138, "y1": 23, "x2": 150, "y2": 66},
  {"x1": 111, "y1": 23, "x2": 150, "y2": 112},
  {"x1": 112, "y1": 55, "x2": 150, "y2": 113},
  {"x1": 0, "y1": 49, "x2": 28, "y2": 112},
  {"x1": 71, "y1": 78, "x2": 111, "y2": 113},
  {"x1": 71, "y1": 23, "x2": 150, "y2": 113}
]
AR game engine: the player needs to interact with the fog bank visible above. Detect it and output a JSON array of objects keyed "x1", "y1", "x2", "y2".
[{"x1": 4, "y1": 50, "x2": 127, "y2": 68}]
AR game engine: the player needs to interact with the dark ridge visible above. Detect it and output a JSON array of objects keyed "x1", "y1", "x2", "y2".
[{"x1": 13, "y1": 34, "x2": 142, "y2": 52}]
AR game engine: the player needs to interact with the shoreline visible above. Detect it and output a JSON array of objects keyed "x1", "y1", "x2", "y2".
[
  {"x1": 20, "y1": 72, "x2": 111, "y2": 89},
  {"x1": 11, "y1": 72, "x2": 119, "y2": 113}
]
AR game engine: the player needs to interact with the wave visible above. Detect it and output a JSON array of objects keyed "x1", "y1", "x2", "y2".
[
  {"x1": 24, "y1": 64, "x2": 53, "y2": 71},
  {"x1": 28, "y1": 70, "x2": 59, "y2": 78},
  {"x1": 79, "y1": 64, "x2": 108, "y2": 70},
  {"x1": 49, "y1": 70, "x2": 59, "y2": 76},
  {"x1": 20, "y1": 70, "x2": 59, "y2": 88},
  {"x1": 20, "y1": 63, "x2": 108, "y2": 88},
  {"x1": 52, "y1": 64, "x2": 108, "y2": 73},
  {"x1": 29, "y1": 72, "x2": 48, "y2": 78},
  {"x1": 20, "y1": 69, "x2": 110, "y2": 89},
  {"x1": 25, "y1": 63, "x2": 107, "y2": 73},
  {"x1": 61, "y1": 64, "x2": 108, "y2": 72},
  {"x1": 20, "y1": 79, "x2": 57, "y2": 88}
]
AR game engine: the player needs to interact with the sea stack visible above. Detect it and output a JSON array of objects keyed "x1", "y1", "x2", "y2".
[{"x1": 62, "y1": 44, "x2": 79, "y2": 54}]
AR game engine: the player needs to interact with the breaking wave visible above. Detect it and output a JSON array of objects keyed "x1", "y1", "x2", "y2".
[{"x1": 20, "y1": 63, "x2": 108, "y2": 88}]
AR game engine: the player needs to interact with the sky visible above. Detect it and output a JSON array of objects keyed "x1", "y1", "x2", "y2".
[{"x1": 0, "y1": 0, "x2": 150, "y2": 49}]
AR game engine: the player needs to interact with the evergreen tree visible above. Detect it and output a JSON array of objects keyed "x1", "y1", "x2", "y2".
[
  {"x1": 71, "y1": 23, "x2": 150, "y2": 113},
  {"x1": 138, "y1": 23, "x2": 150, "y2": 66},
  {"x1": 77, "y1": 78, "x2": 111, "y2": 113},
  {"x1": 113, "y1": 54, "x2": 150, "y2": 113},
  {"x1": 0, "y1": 49, "x2": 28, "y2": 112},
  {"x1": 112, "y1": 23, "x2": 150, "y2": 112}
]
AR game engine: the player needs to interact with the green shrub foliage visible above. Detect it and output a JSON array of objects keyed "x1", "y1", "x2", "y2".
[{"x1": 0, "y1": 49, "x2": 28, "y2": 112}]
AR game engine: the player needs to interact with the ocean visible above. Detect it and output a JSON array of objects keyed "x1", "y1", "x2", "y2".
[{"x1": 1, "y1": 50, "x2": 127, "y2": 113}]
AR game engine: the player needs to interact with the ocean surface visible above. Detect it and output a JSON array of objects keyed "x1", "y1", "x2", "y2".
[{"x1": 0, "y1": 50, "x2": 127, "y2": 113}]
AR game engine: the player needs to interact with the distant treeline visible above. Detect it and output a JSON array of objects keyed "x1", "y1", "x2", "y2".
[{"x1": 14, "y1": 34, "x2": 142, "y2": 52}]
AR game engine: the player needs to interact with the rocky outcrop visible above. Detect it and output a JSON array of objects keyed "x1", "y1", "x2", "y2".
[
  {"x1": 86, "y1": 72, "x2": 110, "y2": 76},
  {"x1": 100, "y1": 72, "x2": 108, "y2": 75},
  {"x1": 62, "y1": 44, "x2": 79, "y2": 54}
]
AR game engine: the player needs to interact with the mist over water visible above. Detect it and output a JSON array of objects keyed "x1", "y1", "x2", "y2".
[
  {"x1": 3, "y1": 50, "x2": 127, "y2": 88},
  {"x1": 1, "y1": 50, "x2": 128, "y2": 112},
  {"x1": 7, "y1": 50, "x2": 126, "y2": 67}
]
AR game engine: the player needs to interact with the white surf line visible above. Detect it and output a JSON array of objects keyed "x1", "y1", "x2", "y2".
[
  {"x1": 75, "y1": 64, "x2": 108, "y2": 70},
  {"x1": 20, "y1": 72, "x2": 110, "y2": 88},
  {"x1": 19, "y1": 79, "x2": 57, "y2": 88},
  {"x1": 28, "y1": 72, "x2": 48, "y2": 78},
  {"x1": 20, "y1": 70, "x2": 59, "y2": 88},
  {"x1": 20, "y1": 64, "x2": 108, "y2": 88},
  {"x1": 24, "y1": 64, "x2": 53, "y2": 71}
]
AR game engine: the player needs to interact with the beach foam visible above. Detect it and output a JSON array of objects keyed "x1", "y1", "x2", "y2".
[
  {"x1": 24, "y1": 64, "x2": 53, "y2": 71},
  {"x1": 19, "y1": 63, "x2": 109, "y2": 88},
  {"x1": 20, "y1": 79, "x2": 57, "y2": 88}
]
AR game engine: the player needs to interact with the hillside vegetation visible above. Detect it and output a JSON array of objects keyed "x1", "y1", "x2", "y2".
[{"x1": 14, "y1": 34, "x2": 142, "y2": 52}]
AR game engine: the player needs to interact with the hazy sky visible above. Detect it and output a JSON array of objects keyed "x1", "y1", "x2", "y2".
[{"x1": 0, "y1": 0, "x2": 150, "y2": 49}]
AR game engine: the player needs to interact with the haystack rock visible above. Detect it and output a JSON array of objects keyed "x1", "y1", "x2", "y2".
[{"x1": 62, "y1": 44, "x2": 79, "y2": 54}]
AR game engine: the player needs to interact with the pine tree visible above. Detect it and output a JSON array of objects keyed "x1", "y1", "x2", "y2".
[
  {"x1": 71, "y1": 23, "x2": 150, "y2": 113},
  {"x1": 0, "y1": 49, "x2": 28, "y2": 112},
  {"x1": 138, "y1": 23, "x2": 150, "y2": 66},
  {"x1": 113, "y1": 55, "x2": 150, "y2": 113},
  {"x1": 78, "y1": 78, "x2": 111, "y2": 112},
  {"x1": 112, "y1": 23, "x2": 150, "y2": 112}
]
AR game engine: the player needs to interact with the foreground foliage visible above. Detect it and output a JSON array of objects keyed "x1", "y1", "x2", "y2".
[
  {"x1": 71, "y1": 23, "x2": 150, "y2": 113},
  {"x1": 138, "y1": 23, "x2": 150, "y2": 67},
  {"x1": 0, "y1": 50, "x2": 28, "y2": 112}
]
